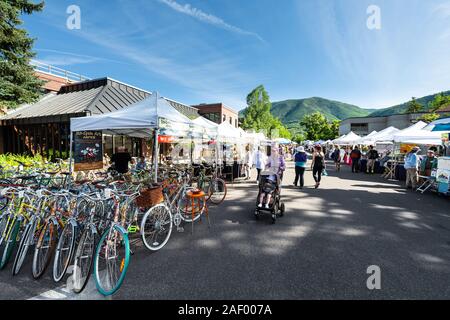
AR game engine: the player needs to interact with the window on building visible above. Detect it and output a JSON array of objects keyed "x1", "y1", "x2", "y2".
[
  {"x1": 223, "y1": 114, "x2": 226, "y2": 122},
  {"x1": 235, "y1": 119, "x2": 238, "y2": 128},
  {"x1": 229, "y1": 116, "x2": 232, "y2": 125},
  {"x1": 202, "y1": 112, "x2": 220, "y2": 123},
  {"x1": 350, "y1": 123, "x2": 369, "y2": 135}
]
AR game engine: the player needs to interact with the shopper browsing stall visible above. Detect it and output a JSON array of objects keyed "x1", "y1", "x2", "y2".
[{"x1": 404, "y1": 146, "x2": 421, "y2": 190}]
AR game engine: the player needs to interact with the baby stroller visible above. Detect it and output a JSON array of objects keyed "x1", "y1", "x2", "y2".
[{"x1": 255, "y1": 170, "x2": 285, "y2": 224}]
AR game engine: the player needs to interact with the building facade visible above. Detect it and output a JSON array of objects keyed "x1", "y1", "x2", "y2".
[
  {"x1": 192, "y1": 103, "x2": 239, "y2": 128},
  {"x1": 340, "y1": 110, "x2": 450, "y2": 136},
  {"x1": 0, "y1": 77, "x2": 199, "y2": 159}
]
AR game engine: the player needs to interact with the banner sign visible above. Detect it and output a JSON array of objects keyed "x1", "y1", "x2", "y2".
[
  {"x1": 74, "y1": 131, "x2": 103, "y2": 172},
  {"x1": 158, "y1": 135, "x2": 175, "y2": 144}
]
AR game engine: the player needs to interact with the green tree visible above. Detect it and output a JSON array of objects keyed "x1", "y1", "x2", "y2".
[
  {"x1": 300, "y1": 112, "x2": 328, "y2": 141},
  {"x1": 241, "y1": 85, "x2": 291, "y2": 139},
  {"x1": 0, "y1": 0, "x2": 44, "y2": 109},
  {"x1": 405, "y1": 97, "x2": 423, "y2": 114},
  {"x1": 292, "y1": 133, "x2": 305, "y2": 143},
  {"x1": 300, "y1": 113, "x2": 340, "y2": 141},
  {"x1": 429, "y1": 93, "x2": 450, "y2": 112},
  {"x1": 419, "y1": 112, "x2": 440, "y2": 123},
  {"x1": 241, "y1": 85, "x2": 273, "y2": 132}
]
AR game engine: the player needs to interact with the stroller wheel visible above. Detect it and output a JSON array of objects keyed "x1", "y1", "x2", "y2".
[
  {"x1": 271, "y1": 214, "x2": 276, "y2": 224},
  {"x1": 254, "y1": 210, "x2": 260, "y2": 220}
]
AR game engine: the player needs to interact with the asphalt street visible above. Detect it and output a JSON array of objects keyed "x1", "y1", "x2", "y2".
[{"x1": 1, "y1": 160, "x2": 450, "y2": 300}]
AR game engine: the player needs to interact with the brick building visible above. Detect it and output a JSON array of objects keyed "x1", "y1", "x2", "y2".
[{"x1": 192, "y1": 103, "x2": 239, "y2": 128}]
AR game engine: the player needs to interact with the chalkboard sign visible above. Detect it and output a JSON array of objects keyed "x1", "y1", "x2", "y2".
[{"x1": 74, "y1": 131, "x2": 103, "y2": 172}]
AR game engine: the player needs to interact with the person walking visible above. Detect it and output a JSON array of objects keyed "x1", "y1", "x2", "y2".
[
  {"x1": 404, "y1": 146, "x2": 421, "y2": 190},
  {"x1": 267, "y1": 146, "x2": 286, "y2": 181},
  {"x1": 311, "y1": 145, "x2": 325, "y2": 189},
  {"x1": 293, "y1": 146, "x2": 308, "y2": 188},
  {"x1": 244, "y1": 145, "x2": 253, "y2": 180},
  {"x1": 350, "y1": 146, "x2": 362, "y2": 173},
  {"x1": 254, "y1": 146, "x2": 267, "y2": 184},
  {"x1": 366, "y1": 145, "x2": 379, "y2": 174},
  {"x1": 331, "y1": 145, "x2": 342, "y2": 172}
]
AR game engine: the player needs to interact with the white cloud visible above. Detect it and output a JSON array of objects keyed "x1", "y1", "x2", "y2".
[
  {"x1": 35, "y1": 49, "x2": 126, "y2": 66},
  {"x1": 157, "y1": 0, "x2": 265, "y2": 43}
]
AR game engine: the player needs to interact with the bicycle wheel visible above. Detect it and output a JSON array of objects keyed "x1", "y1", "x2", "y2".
[
  {"x1": 32, "y1": 221, "x2": 58, "y2": 279},
  {"x1": 141, "y1": 204, "x2": 173, "y2": 251},
  {"x1": 12, "y1": 216, "x2": 38, "y2": 276},
  {"x1": 209, "y1": 178, "x2": 227, "y2": 205},
  {"x1": 94, "y1": 225, "x2": 130, "y2": 296},
  {"x1": 53, "y1": 221, "x2": 77, "y2": 282},
  {"x1": 72, "y1": 227, "x2": 97, "y2": 294},
  {"x1": 178, "y1": 188, "x2": 202, "y2": 223},
  {"x1": 0, "y1": 214, "x2": 9, "y2": 247},
  {"x1": 0, "y1": 218, "x2": 21, "y2": 270},
  {"x1": 0, "y1": 180, "x2": 10, "y2": 211}
]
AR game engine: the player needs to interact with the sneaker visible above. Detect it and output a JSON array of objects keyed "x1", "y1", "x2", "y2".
[
  {"x1": 265, "y1": 204, "x2": 269, "y2": 209},
  {"x1": 258, "y1": 203, "x2": 262, "y2": 208}
]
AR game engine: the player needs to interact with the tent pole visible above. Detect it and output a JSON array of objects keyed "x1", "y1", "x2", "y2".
[
  {"x1": 69, "y1": 131, "x2": 74, "y2": 174},
  {"x1": 154, "y1": 128, "x2": 159, "y2": 183}
]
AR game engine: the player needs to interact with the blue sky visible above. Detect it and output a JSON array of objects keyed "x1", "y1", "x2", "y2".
[{"x1": 24, "y1": 0, "x2": 450, "y2": 111}]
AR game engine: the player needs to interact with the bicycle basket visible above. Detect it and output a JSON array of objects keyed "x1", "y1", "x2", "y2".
[{"x1": 135, "y1": 185, "x2": 164, "y2": 208}]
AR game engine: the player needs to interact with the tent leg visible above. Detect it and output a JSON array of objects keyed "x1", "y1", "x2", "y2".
[
  {"x1": 154, "y1": 129, "x2": 159, "y2": 183},
  {"x1": 69, "y1": 131, "x2": 74, "y2": 174}
]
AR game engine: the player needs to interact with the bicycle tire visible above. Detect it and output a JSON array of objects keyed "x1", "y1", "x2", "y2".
[
  {"x1": 209, "y1": 178, "x2": 227, "y2": 205},
  {"x1": 72, "y1": 227, "x2": 97, "y2": 294},
  {"x1": 94, "y1": 225, "x2": 130, "y2": 296},
  {"x1": 12, "y1": 216, "x2": 37, "y2": 276},
  {"x1": 32, "y1": 221, "x2": 57, "y2": 279},
  {"x1": 141, "y1": 204, "x2": 173, "y2": 251},
  {"x1": 0, "y1": 218, "x2": 21, "y2": 270},
  {"x1": 53, "y1": 221, "x2": 77, "y2": 282}
]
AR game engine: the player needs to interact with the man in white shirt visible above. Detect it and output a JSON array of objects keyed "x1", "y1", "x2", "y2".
[{"x1": 254, "y1": 146, "x2": 267, "y2": 184}]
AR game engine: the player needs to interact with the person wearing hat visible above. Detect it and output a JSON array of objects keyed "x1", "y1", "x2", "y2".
[
  {"x1": 420, "y1": 149, "x2": 438, "y2": 177},
  {"x1": 293, "y1": 146, "x2": 308, "y2": 188},
  {"x1": 404, "y1": 146, "x2": 421, "y2": 190}
]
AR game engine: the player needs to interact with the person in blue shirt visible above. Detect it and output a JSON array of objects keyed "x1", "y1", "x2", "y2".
[
  {"x1": 404, "y1": 146, "x2": 421, "y2": 190},
  {"x1": 293, "y1": 146, "x2": 308, "y2": 189}
]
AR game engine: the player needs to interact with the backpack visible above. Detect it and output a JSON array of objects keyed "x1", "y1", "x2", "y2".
[{"x1": 350, "y1": 150, "x2": 359, "y2": 159}]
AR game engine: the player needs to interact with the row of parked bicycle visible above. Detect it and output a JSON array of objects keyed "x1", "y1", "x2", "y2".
[{"x1": 0, "y1": 163, "x2": 227, "y2": 296}]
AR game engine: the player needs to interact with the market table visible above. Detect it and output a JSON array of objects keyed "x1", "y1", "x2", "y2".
[
  {"x1": 395, "y1": 164, "x2": 406, "y2": 181},
  {"x1": 360, "y1": 159, "x2": 384, "y2": 174},
  {"x1": 417, "y1": 175, "x2": 437, "y2": 194}
]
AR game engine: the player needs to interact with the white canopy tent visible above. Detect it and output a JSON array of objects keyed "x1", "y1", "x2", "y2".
[
  {"x1": 333, "y1": 132, "x2": 361, "y2": 145},
  {"x1": 393, "y1": 128, "x2": 443, "y2": 145},
  {"x1": 191, "y1": 116, "x2": 219, "y2": 138},
  {"x1": 70, "y1": 93, "x2": 192, "y2": 138},
  {"x1": 355, "y1": 131, "x2": 378, "y2": 145},
  {"x1": 69, "y1": 92, "x2": 197, "y2": 181},
  {"x1": 363, "y1": 127, "x2": 400, "y2": 145},
  {"x1": 217, "y1": 122, "x2": 241, "y2": 141}
]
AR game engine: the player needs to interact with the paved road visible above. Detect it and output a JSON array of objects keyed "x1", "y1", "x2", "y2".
[{"x1": 1, "y1": 161, "x2": 450, "y2": 300}]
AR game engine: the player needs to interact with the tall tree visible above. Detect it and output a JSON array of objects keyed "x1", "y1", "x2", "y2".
[
  {"x1": 405, "y1": 97, "x2": 423, "y2": 114},
  {"x1": 241, "y1": 85, "x2": 273, "y2": 132},
  {"x1": 241, "y1": 85, "x2": 291, "y2": 139},
  {"x1": 0, "y1": 0, "x2": 44, "y2": 109}
]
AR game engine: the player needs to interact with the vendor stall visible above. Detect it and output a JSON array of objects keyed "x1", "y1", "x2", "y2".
[{"x1": 70, "y1": 92, "x2": 196, "y2": 182}]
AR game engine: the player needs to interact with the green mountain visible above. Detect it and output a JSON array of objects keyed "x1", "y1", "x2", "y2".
[
  {"x1": 270, "y1": 97, "x2": 375, "y2": 125},
  {"x1": 369, "y1": 90, "x2": 450, "y2": 117}
]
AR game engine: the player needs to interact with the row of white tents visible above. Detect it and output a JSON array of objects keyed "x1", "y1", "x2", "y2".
[
  {"x1": 69, "y1": 92, "x2": 270, "y2": 178},
  {"x1": 332, "y1": 121, "x2": 443, "y2": 147}
]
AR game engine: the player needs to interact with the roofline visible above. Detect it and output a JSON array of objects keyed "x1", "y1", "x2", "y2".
[
  {"x1": 192, "y1": 102, "x2": 238, "y2": 114},
  {"x1": 341, "y1": 110, "x2": 450, "y2": 121}
]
